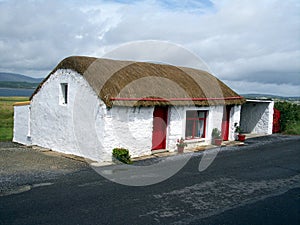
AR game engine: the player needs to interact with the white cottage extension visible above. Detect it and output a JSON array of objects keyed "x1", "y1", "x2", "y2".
[{"x1": 13, "y1": 56, "x2": 246, "y2": 162}]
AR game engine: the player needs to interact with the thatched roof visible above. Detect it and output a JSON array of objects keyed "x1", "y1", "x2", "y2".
[{"x1": 31, "y1": 56, "x2": 245, "y2": 107}]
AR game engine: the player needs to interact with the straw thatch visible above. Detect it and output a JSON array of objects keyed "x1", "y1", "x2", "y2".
[{"x1": 31, "y1": 56, "x2": 245, "y2": 107}]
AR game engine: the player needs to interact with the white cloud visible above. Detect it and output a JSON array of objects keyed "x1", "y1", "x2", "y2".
[
  {"x1": 0, "y1": 0, "x2": 299, "y2": 96},
  {"x1": 224, "y1": 80, "x2": 300, "y2": 97}
]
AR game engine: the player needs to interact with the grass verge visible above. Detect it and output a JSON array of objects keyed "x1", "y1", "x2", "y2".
[
  {"x1": 284, "y1": 121, "x2": 300, "y2": 135},
  {"x1": 0, "y1": 97, "x2": 29, "y2": 141}
]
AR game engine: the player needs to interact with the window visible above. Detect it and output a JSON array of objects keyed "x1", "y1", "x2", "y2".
[
  {"x1": 60, "y1": 83, "x2": 68, "y2": 105},
  {"x1": 185, "y1": 110, "x2": 207, "y2": 139}
]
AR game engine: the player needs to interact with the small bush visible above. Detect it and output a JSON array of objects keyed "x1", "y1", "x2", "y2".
[
  {"x1": 112, "y1": 148, "x2": 132, "y2": 164},
  {"x1": 275, "y1": 101, "x2": 300, "y2": 135}
]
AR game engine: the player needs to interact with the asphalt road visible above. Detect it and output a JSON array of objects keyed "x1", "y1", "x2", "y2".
[{"x1": 0, "y1": 135, "x2": 299, "y2": 225}]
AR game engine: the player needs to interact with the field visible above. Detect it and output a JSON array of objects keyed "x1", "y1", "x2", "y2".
[{"x1": 0, "y1": 97, "x2": 29, "y2": 141}]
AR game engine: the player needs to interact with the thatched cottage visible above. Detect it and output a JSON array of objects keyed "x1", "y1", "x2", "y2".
[{"x1": 13, "y1": 56, "x2": 246, "y2": 162}]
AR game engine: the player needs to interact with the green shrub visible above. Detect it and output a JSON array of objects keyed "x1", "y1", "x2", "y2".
[
  {"x1": 112, "y1": 148, "x2": 132, "y2": 164},
  {"x1": 274, "y1": 101, "x2": 300, "y2": 135},
  {"x1": 284, "y1": 121, "x2": 300, "y2": 135},
  {"x1": 275, "y1": 101, "x2": 300, "y2": 134}
]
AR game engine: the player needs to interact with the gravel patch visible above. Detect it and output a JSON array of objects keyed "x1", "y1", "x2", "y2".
[{"x1": 0, "y1": 142, "x2": 87, "y2": 196}]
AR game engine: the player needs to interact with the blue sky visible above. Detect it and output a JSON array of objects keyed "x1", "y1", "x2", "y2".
[{"x1": 0, "y1": 0, "x2": 299, "y2": 96}]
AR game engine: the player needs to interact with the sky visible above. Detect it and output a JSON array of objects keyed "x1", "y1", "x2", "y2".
[{"x1": 0, "y1": 0, "x2": 299, "y2": 96}]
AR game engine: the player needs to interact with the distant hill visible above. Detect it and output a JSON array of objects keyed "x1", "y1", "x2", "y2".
[
  {"x1": 0, "y1": 72, "x2": 43, "y2": 83},
  {"x1": 242, "y1": 93, "x2": 300, "y2": 102},
  {"x1": 0, "y1": 81, "x2": 39, "y2": 89}
]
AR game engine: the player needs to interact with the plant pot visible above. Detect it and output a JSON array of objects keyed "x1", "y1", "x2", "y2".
[
  {"x1": 213, "y1": 139, "x2": 223, "y2": 146},
  {"x1": 238, "y1": 134, "x2": 246, "y2": 142},
  {"x1": 177, "y1": 146, "x2": 184, "y2": 153},
  {"x1": 234, "y1": 132, "x2": 239, "y2": 141}
]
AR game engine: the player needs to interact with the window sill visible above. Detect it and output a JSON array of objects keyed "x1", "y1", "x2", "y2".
[{"x1": 184, "y1": 138, "x2": 207, "y2": 144}]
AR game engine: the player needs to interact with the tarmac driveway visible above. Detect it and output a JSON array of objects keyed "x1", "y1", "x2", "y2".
[
  {"x1": 0, "y1": 142, "x2": 87, "y2": 196},
  {"x1": 1, "y1": 134, "x2": 299, "y2": 197},
  {"x1": 0, "y1": 134, "x2": 299, "y2": 225}
]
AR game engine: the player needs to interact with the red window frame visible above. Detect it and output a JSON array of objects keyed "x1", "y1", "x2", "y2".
[{"x1": 185, "y1": 110, "x2": 207, "y2": 139}]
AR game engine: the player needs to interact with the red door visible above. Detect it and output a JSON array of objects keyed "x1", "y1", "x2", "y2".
[
  {"x1": 152, "y1": 106, "x2": 168, "y2": 150},
  {"x1": 273, "y1": 108, "x2": 281, "y2": 133},
  {"x1": 222, "y1": 105, "x2": 231, "y2": 141}
]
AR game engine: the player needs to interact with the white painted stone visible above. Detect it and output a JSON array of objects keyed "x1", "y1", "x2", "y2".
[
  {"x1": 100, "y1": 106, "x2": 154, "y2": 159},
  {"x1": 13, "y1": 104, "x2": 31, "y2": 145},
  {"x1": 230, "y1": 105, "x2": 242, "y2": 140},
  {"x1": 240, "y1": 100, "x2": 274, "y2": 135},
  {"x1": 267, "y1": 101, "x2": 274, "y2": 135},
  {"x1": 167, "y1": 105, "x2": 232, "y2": 150},
  {"x1": 168, "y1": 106, "x2": 184, "y2": 150},
  {"x1": 13, "y1": 68, "x2": 245, "y2": 162},
  {"x1": 30, "y1": 69, "x2": 97, "y2": 159}
]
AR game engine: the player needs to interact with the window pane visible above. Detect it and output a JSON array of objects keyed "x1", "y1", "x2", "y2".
[
  {"x1": 198, "y1": 111, "x2": 205, "y2": 118},
  {"x1": 60, "y1": 83, "x2": 68, "y2": 105},
  {"x1": 185, "y1": 120, "x2": 194, "y2": 139},
  {"x1": 195, "y1": 119, "x2": 204, "y2": 138},
  {"x1": 186, "y1": 111, "x2": 197, "y2": 119},
  {"x1": 185, "y1": 110, "x2": 207, "y2": 139}
]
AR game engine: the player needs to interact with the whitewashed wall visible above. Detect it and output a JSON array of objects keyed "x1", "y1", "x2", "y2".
[
  {"x1": 207, "y1": 105, "x2": 223, "y2": 137},
  {"x1": 267, "y1": 101, "x2": 274, "y2": 134},
  {"x1": 14, "y1": 68, "x2": 244, "y2": 162},
  {"x1": 167, "y1": 105, "x2": 233, "y2": 150},
  {"x1": 229, "y1": 105, "x2": 242, "y2": 140},
  {"x1": 240, "y1": 100, "x2": 274, "y2": 135},
  {"x1": 167, "y1": 106, "x2": 184, "y2": 150},
  {"x1": 30, "y1": 70, "x2": 78, "y2": 154},
  {"x1": 208, "y1": 105, "x2": 241, "y2": 141},
  {"x1": 26, "y1": 69, "x2": 156, "y2": 161},
  {"x1": 13, "y1": 104, "x2": 32, "y2": 145},
  {"x1": 99, "y1": 106, "x2": 154, "y2": 159},
  {"x1": 31, "y1": 70, "x2": 114, "y2": 161}
]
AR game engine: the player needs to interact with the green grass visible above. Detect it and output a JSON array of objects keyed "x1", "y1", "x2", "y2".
[
  {"x1": 284, "y1": 121, "x2": 300, "y2": 135},
  {"x1": 0, "y1": 97, "x2": 29, "y2": 141}
]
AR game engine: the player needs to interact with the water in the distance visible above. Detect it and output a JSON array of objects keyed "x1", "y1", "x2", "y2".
[{"x1": 0, "y1": 88, "x2": 35, "y2": 97}]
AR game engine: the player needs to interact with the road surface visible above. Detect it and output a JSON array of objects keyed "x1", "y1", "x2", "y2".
[{"x1": 0, "y1": 135, "x2": 299, "y2": 225}]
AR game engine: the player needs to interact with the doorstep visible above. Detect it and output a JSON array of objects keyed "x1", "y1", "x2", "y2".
[
  {"x1": 151, "y1": 151, "x2": 178, "y2": 157},
  {"x1": 222, "y1": 140, "x2": 245, "y2": 146},
  {"x1": 90, "y1": 140, "x2": 246, "y2": 167},
  {"x1": 151, "y1": 149, "x2": 169, "y2": 154},
  {"x1": 131, "y1": 154, "x2": 157, "y2": 161},
  {"x1": 133, "y1": 141, "x2": 245, "y2": 162}
]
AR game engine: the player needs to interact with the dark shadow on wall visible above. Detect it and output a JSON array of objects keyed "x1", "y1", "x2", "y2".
[{"x1": 240, "y1": 102, "x2": 269, "y2": 133}]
